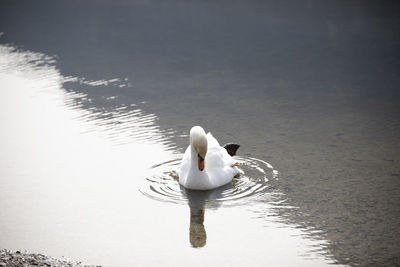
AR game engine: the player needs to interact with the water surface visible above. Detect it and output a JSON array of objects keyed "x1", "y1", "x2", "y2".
[{"x1": 1, "y1": 1, "x2": 399, "y2": 266}]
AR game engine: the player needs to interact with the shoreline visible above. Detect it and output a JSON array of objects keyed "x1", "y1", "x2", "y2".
[{"x1": 0, "y1": 249, "x2": 100, "y2": 267}]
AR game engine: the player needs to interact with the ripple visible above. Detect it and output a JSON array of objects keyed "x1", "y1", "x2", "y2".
[{"x1": 140, "y1": 156, "x2": 279, "y2": 206}]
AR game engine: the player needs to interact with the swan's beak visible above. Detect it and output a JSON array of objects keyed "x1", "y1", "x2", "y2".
[{"x1": 197, "y1": 154, "x2": 205, "y2": 171}]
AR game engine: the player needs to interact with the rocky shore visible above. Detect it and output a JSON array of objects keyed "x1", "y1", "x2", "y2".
[{"x1": 0, "y1": 249, "x2": 100, "y2": 267}]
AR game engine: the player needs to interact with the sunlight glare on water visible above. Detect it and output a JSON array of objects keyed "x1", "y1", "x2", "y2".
[
  {"x1": 0, "y1": 44, "x2": 344, "y2": 266},
  {"x1": 0, "y1": 44, "x2": 177, "y2": 265}
]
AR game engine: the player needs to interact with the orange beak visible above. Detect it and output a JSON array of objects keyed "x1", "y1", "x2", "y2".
[{"x1": 197, "y1": 154, "x2": 205, "y2": 171}]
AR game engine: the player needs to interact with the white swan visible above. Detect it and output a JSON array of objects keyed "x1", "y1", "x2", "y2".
[{"x1": 178, "y1": 126, "x2": 241, "y2": 190}]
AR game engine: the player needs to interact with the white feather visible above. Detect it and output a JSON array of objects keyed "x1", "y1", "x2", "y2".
[{"x1": 178, "y1": 126, "x2": 239, "y2": 190}]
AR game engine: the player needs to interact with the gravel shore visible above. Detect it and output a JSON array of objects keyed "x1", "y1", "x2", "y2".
[{"x1": 0, "y1": 249, "x2": 100, "y2": 267}]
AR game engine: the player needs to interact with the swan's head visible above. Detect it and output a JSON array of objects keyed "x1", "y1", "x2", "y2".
[{"x1": 190, "y1": 126, "x2": 208, "y2": 171}]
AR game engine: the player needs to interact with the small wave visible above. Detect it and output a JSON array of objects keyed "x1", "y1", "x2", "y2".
[{"x1": 140, "y1": 156, "x2": 278, "y2": 206}]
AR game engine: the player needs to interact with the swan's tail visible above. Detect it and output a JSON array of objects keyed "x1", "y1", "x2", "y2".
[{"x1": 223, "y1": 143, "x2": 240, "y2": 156}]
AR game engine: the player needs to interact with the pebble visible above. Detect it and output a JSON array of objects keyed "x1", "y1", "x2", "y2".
[{"x1": 0, "y1": 249, "x2": 100, "y2": 267}]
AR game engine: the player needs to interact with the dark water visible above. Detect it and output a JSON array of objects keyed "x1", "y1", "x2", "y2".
[{"x1": 1, "y1": 1, "x2": 400, "y2": 266}]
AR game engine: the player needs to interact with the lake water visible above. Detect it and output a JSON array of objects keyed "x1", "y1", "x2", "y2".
[{"x1": 0, "y1": 1, "x2": 399, "y2": 266}]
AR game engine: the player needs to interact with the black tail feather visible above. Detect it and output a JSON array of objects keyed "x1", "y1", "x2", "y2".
[{"x1": 223, "y1": 143, "x2": 240, "y2": 156}]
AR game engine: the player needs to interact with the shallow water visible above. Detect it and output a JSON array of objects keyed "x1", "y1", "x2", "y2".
[{"x1": 1, "y1": 1, "x2": 400, "y2": 266}]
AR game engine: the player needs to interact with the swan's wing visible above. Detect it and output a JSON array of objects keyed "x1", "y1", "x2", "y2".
[
  {"x1": 206, "y1": 132, "x2": 220, "y2": 147},
  {"x1": 206, "y1": 133, "x2": 238, "y2": 187},
  {"x1": 206, "y1": 132, "x2": 236, "y2": 168}
]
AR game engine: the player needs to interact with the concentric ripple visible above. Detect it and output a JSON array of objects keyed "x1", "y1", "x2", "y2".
[{"x1": 140, "y1": 156, "x2": 279, "y2": 206}]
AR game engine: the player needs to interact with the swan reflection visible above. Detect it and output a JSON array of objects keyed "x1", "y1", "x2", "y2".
[
  {"x1": 182, "y1": 185, "x2": 230, "y2": 248},
  {"x1": 189, "y1": 203, "x2": 206, "y2": 247}
]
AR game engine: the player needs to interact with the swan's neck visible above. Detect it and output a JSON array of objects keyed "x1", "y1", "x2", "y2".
[{"x1": 190, "y1": 145, "x2": 198, "y2": 167}]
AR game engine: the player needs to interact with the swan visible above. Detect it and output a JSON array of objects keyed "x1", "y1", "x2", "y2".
[{"x1": 178, "y1": 126, "x2": 241, "y2": 190}]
